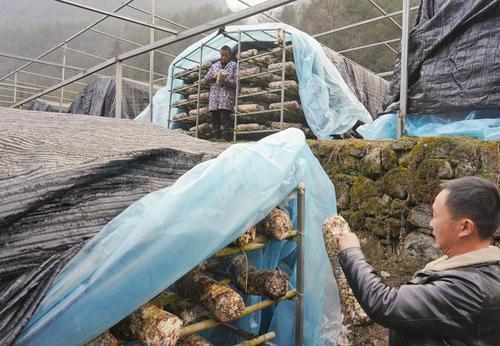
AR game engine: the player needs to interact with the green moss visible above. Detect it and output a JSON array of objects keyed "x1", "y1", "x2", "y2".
[
  {"x1": 407, "y1": 138, "x2": 431, "y2": 167},
  {"x1": 364, "y1": 216, "x2": 378, "y2": 232},
  {"x1": 331, "y1": 174, "x2": 356, "y2": 210},
  {"x1": 309, "y1": 137, "x2": 497, "y2": 247},
  {"x1": 392, "y1": 137, "x2": 418, "y2": 151},
  {"x1": 389, "y1": 198, "x2": 408, "y2": 218},
  {"x1": 448, "y1": 140, "x2": 479, "y2": 167},
  {"x1": 398, "y1": 151, "x2": 412, "y2": 167},
  {"x1": 339, "y1": 155, "x2": 361, "y2": 175},
  {"x1": 476, "y1": 141, "x2": 499, "y2": 183},
  {"x1": 331, "y1": 173, "x2": 357, "y2": 184},
  {"x1": 381, "y1": 145, "x2": 398, "y2": 171},
  {"x1": 307, "y1": 140, "x2": 337, "y2": 165},
  {"x1": 365, "y1": 197, "x2": 393, "y2": 217},
  {"x1": 349, "y1": 177, "x2": 391, "y2": 219},
  {"x1": 342, "y1": 210, "x2": 366, "y2": 231},
  {"x1": 404, "y1": 137, "x2": 482, "y2": 203},
  {"x1": 408, "y1": 137, "x2": 462, "y2": 168},
  {"x1": 479, "y1": 142, "x2": 499, "y2": 174},
  {"x1": 380, "y1": 167, "x2": 409, "y2": 199},
  {"x1": 372, "y1": 222, "x2": 388, "y2": 238},
  {"x1": 408, "y1": 159, "x2": 445, "y2": 204},
  {"x1": 343, "y1": 139, "x2": 370, "y2": 157},
  {"x1": 309, "y1": 140, "x2": 363, "y2": 176},
  {"x1": 350, "y1": 176, "x2": 380, "y2": 206},
  {"x1": 359, "y1": 148, "x2": 382, "y2": 178},
  {"x1": 371, "y1": 218, "x2": 401, "y2": 238}
]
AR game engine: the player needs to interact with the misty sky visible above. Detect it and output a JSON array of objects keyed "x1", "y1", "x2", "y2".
[
  {"x1": 226, "y1": 0, "x2": 268, "y2": 11},
  {"x1": 1, "y1": 0, "x2": 270, "y2": 21},
  {"x1": 1, "y1": 0, "x2": 231, "y2": 22}
]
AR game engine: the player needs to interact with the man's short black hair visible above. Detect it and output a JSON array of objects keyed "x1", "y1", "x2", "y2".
[
  {"x1": 220, "y1": 45, "x2": 232, "y2": 55},
  {"x1": 441, "y1": 176, "x2": 499, "y2": 239}
]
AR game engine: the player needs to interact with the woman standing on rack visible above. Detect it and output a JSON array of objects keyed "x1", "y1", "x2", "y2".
[{"x1": 202, "y1": 45, "x2": 237, "y2": 140}]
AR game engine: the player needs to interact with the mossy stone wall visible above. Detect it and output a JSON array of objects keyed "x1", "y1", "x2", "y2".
[{"x1": 309, "y1": 137, "x2": 499, "y2": 265}]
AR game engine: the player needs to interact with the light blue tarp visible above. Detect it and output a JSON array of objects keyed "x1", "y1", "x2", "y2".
[
  {"x1": 136, "y1": 23, "x2": 373, "y2": 138},
  {"x1": 17, "y1": 128, "x2": 341, "y2": 346},
  {"x1": 357, "y1": 109, "x2": 500, "y2": 140}
]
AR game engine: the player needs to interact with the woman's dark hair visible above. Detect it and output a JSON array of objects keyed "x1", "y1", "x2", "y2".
[
  {"x1": 220, "y1": 45, "x2": 232, "y2": 55},
  {"x1": 441, "y1": 177, "x2": 499, "y2": 239}
]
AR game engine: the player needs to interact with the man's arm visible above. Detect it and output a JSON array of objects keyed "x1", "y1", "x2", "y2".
[{"x1": 338, "y1": 247, "x2": 484, "y2": 335}]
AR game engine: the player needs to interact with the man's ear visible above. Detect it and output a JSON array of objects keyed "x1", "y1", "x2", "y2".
[{"x1": 458, "y1": 219, "x2": 475, "y2": 238}]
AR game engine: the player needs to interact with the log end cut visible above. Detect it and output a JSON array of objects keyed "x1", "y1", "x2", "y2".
[
  {"x1": 129, "y1": 304, "x2": 183, "y2": 346},
  {"x1": 234, "y1": 226, "x2": 257, "y2": 247},
  {"x1": 261, "y1": 208, "x2": 292, "y2": 240},
  {"x1": 85, "y1": 331, "x2": 119, "y2": 346},
  {"x1": 177, "y1": 271, "x2": 245, "y2": 323},
  {"x1": 230, "y1": 255, "x2": 289, "y2": 300},
  {"x1": 201, "y1": 282, "x2": 245, "y2": 322},
  {"x1": 261, "y1": 270, "x2": 289, "y2": 300},
  {"x1": 177, "y1": 334, "x2": 213, "y2": 346}
]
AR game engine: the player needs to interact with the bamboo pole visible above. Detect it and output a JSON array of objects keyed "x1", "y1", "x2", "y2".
[
  {"x1": 235, "y1": 332, "x2": 276, "y2": 346},
  {"x1": 179, "y1": 290, "x2": 297, "y2": 337},
  {"x1": 253, "y1": 230, "x2": 297, "y2": 244},
  {"x1": 213, "y1": 242, "x2": 265, "y2": 257},
  {"x1": 214, "y1": 231, "x2": 298, "y2": 258}
]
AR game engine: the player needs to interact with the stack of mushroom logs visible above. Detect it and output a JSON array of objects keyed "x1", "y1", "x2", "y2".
[
  {"x1": 86, "y1": 208, "x2": 296, "y2": 346},
  {"x1": 170, "y1": 45, "x2": 312, "y2": 140}
]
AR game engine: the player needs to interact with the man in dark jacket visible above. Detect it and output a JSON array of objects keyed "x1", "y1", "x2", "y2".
[{"x1": 331, "y1": 176, "x2": 500, "y2": 345}]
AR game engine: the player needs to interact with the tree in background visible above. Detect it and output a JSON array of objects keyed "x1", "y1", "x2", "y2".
[{"x1": 277, "y1": 0, "x2": 420, "y2": 75}]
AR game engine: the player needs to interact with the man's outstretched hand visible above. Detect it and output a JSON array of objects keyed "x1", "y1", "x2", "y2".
[
  {"x1": 335, "y1": 229, "x2": 360, "y2": 251},
  {"x1": 322, "y1": 214, "x2": 360, "y2": 252}
]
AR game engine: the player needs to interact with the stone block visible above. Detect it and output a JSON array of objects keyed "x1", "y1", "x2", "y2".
[
  {"x1": 380, "y1": 167, "x2": 409, "y2": 200},
  {"x1": 371, "y1": 217, "x2": 401, "y2": 238},
  {"x1": 389, "y1": 199, "x2": 407, "y2": 218},
  {"x1": 392, "y1": 138, "x2": 417, "y2": 151},
  {"x1": 381, "y1": 145, "x2": 398, "y2": 171},
  {"x1": 409, "y1": 159, "x2": 453, "y2": 203},
  {"x1": 349, "y1": 176, "x2": 381, "y2": 211},
  {"x1": 408, "y1": 204, "x2": 432, "y2": 229},
  {"x1": 455, "y1": 161, "x2": 478, "y2": 178},
  {"x1": 403, "y1": 231, "x2": 442, "y2": 265},
  {"x1": 360, "y1": 147, "x2": 382, "y2": 178},
  {"x1": 479, "y1": 142, "x2": 499, "y2": 174},
  {"x1": 341, "y1": 141, "x2": 367, "y2": 158}
]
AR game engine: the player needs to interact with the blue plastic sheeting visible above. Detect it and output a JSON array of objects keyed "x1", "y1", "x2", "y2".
[
  {"x1": 134, "y1": 86, "x2": 169, "y2": 127},
  {"x1": 136, "y1": 23, "x2": 373, "y2": 138},
  {"x1": 357, "y1": 109, "x2": 500, "y2": 140},
  {"x1": 17, "y1": 129, "x2": 341, "y2": 346}
]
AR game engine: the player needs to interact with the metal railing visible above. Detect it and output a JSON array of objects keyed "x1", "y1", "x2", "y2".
[
  {"x1": 1, "y1": 0, "x2": 412, "y2": 137},
  {"x1": 8, "y1": 0, "x2": 296, "y2": 112}
]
